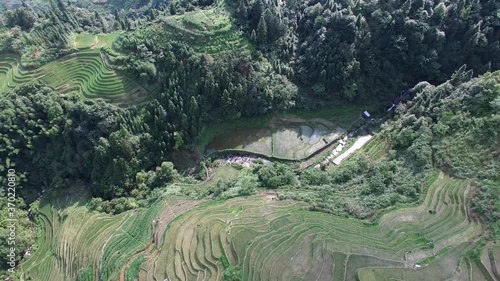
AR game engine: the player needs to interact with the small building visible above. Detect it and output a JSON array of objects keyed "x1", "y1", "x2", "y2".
[{"x1": 362, "y1": 111, "x2": 371, "y2": 119}]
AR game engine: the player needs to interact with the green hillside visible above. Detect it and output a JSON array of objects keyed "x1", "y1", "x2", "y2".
[
  {"x1": 1, "y1": 0, "x2": 499, "y2": 280},
  {"x1": 160, "y1": 8, "x2": 251, "y2": 54},
  {"x1": 19, "y1": 172, "x2": 493, "y2": 281},
  {"x1": 20, "y1": 191, "x2": 199, "y2": 281},
  {"x1": 0, "y1": 50, "x2": 149, "y2": 106}
]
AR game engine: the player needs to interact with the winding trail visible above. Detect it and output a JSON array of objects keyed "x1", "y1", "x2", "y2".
[{"x1": 119, "y1": 243, "x2": 155, "y2": 281}]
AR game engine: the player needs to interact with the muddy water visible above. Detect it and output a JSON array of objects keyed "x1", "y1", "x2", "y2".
[
  {"x1": 206, "y1": 128, "x2": 273, "y2": 154},
  {"x1": 206, "y1": 123, "x2": 343, "y2": 159}
]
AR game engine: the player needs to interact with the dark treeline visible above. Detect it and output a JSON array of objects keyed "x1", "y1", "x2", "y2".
[
  {"x1": 228, "y1": 0, "x2": 500, "y2": 103},
  {"x1": 111, "y1": 31, "x2": 296, "y2": 117}
]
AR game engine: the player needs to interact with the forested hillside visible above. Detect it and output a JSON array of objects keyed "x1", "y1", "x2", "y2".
[
  {"x1": 223, "y1": 0, "x2": 500, "y2": 102},
  {"x1": 387, "y1": 69, "x2": 500, "y2": 236},
  {"x1": 0, "y1": 0, "x2": 499, "y2": 280},
  {"x1": 260, "y1": 70, "x2": 499, "y2": 227}
]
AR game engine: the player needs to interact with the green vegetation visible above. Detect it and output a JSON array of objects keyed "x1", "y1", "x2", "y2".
[
  {"x1": 100, "y1": 201, "x2": 163, "y2": 280},
  {"x1": 229, "y1": 0, "x2": 500, "y2": 104},
  {"x1": 10, "y1": 169, "x2": 495, "y2": 281},
  {"x1": 20, "y1": 192, "x2": 201, "y2": 281},
  {"x1": 20, "y1": 189, "x2": 163, "y2": 281},
  {"x1": 0, "y1": 83, "x2": 173, "y2": 203},
  {"x1": 160, "y1": 8, "x2": 251, "y2": 54},
  {"x1": 21, "y1": 192, "x2": 132, "y2": 281},
  {"x1": 74, "y1": 32, "x2": 122, "y2": 49},
  {"x1": 0, "y1": 50, "x2": 148, "y2": 106},
  {"x1": 0, "y1": 0, "x2": 499, "y2": 279},
  {"x1": 124, "y1": 255, "x2": 145, "y2": 281},
  {"x1": 1, "y1": 72, "x2": 498, "y2": 280},
  {"x1": 136, "y1": 173, "x2": 487, "y2": 281},
  {"x1": 0, "y1": 197, "x2": 35, "y2": 281},
  {"x1": 1, "y1": 0, "x2": 111, "y2": 67}
]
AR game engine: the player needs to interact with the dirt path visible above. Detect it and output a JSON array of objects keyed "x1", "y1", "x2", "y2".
[{"x1": 119, "y1": 243, "x2": 155, "y2": 281}]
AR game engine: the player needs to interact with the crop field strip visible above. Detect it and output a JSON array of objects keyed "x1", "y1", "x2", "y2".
[
  {"x1": 141, "y1": 173, "x2": 486, "y2": 281},
  {"x1": 160, "y1": 7, "x2": 250, "y2": 54},
  {"x1": 21, "y1": 200, "x2": 132, "y2": 281},
  {"x1": 19, "y1": 196, "x2": 200, "y2": 281},
  {"x1": 357, "y1": 242, "x2": 476, "y2": 281},
  {"x1": 21, "y1": 198, "x2": 170, "y2": 281},
  {"x1": 0, "y1": 51, "x2": 149, "y2": 107},
  {"x1": 19, "y1": 172, "x2": 491, "y2": 281}
]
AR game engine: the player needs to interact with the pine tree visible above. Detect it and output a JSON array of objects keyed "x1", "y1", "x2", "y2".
[
  {"x1": 264, "y1": 9, "x2": 278, "y2": 41},
  {"x1": 114, "y1": 9, "x2": 123, "y2": 30},
  {"x1": 169, "y1": 3, "x2": 177, "y2": 15},
  {"x1": 433, "y1": 2, "x2": 446, "y2": 20},
  {"x1": 238, "y1": 0, "x2": 248, "y2": 21},
  {"x1": 95, "y1": 11, "x2": 108, "y2": 33},
  {"x1": 256, "y1": 15, "x2": 267, "y2": 45},
  {"x1": 56, "y1": 0, "x2": 67, "y2": 13}
]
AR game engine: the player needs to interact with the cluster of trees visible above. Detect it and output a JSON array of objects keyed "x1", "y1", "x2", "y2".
[
  {"x1": 0, "y1": 83, "x2": 182, "y2": 204},
  {"x1": 249, "y1": 70, "x2": 499, "y2": 226},
  {"x1": 386, "y1": 69, "x2": 500, "y2": 237},
  {"x1": 0, "y1": 0, "x2": 156, "y2": 67},
  {"x1": 1, "y1": 0, "x2": 88, "y2": 66},
  {"x1": 249, "y1": 155, "x2": 420, "y2": 219},
  {"x1": 0, "y1": 197, "x2": 35, "y2": 280},
  {"x1": 228, "y1": 0, "x2": 499, "y2": 103},
  {"x1": 108, "y1": 29, "x2": 296, "y2": 142},
  {"x1": 0, "y1": 0, "x2": 297, "y2": 218}
]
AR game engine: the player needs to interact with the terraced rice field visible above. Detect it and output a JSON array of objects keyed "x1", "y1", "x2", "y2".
[
  {"x1": 479, "y1": 242, "x2": 500, "y2": 281},
  {"x1": 206, "y1": 119, "x2": 344, "y2": 160},
  {"x1": 358, "y1": 134, "x2": 389, "y2": 162},
  {"x1": 20, "y1": 197, "x2": 131, "y2": 281},
  {"x1": 154, "y1": 7, "x2": 251, "y2": 54},
  {"x1": 140, "y1": 173, "x2": 487, "y2": 281},
  {"x1": 20, "y1": 194, "x2": 199, "y2": 281},
  {"x1": 0, "y1": 50, "x2": 149, "y2": 106},
  {"x1": 0, "y1": 54, "x2": 44, "y2": 93},
  {"x1": 19, "y1": 171, "x2": 492, "y2": 281}
]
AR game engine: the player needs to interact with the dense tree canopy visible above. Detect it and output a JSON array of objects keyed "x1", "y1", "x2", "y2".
[
  {"x1": 229, "y1": 0, "x2": 500, "y2": 103},
  {"x1": 0, "y1": 0, "x2": 499, "y2": 276}
]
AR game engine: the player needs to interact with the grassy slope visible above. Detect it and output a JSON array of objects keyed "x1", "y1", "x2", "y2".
[
  {"x1": 0, "y1": 50, "x2": 149, "y2": 107},
  {"x1": 137, "y1": 172, "x2": 486, "y2": 281},
  {"x1": 158, "y1": 5, "x2": 252, "y2": 54},
  {"x1": 74, "y1": 32, "x2": 122, "y2": 49},
  {"x1": 20, "y1": 195, "x2": 131, "y2": 281},
  {"x1": 18, "y1": 169, "x2": 492, "y2": 280},
  {"x1": 20, "y1": 193, "x2": 163, "y2": 281}
]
